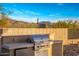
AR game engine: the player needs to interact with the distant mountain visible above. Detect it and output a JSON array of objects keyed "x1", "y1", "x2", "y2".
[
  {"x1": 0, "y1": 15, "x2": 33, "y2": 28},
  {"x1": 7, "y1": 19, "x2": 31, "y2": 28},
  {"x1": 0, "y1": 15, "x2": 79, "y2": 28}
]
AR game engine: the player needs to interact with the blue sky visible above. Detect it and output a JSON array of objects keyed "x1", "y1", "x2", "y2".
[{"x1": 1, "y1": 3, "x2": 79, "y2": 22}]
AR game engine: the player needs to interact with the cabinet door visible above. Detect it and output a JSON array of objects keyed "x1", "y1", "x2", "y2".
[{"x1": 52, "y1": 43, "x2": 62, "y2": 56}]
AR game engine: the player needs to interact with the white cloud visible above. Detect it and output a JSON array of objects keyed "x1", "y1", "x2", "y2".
[
  {"x1": 13, "y1": 9, "x2": 23, "y2": 15},
  {"x1": 9, "y1": 8, "x2": 40, "y2": 17},
  {"x1": 25, "y1": 10, "x2": 40, "y2": 15},
  {"x1": 48, "y1": 13, "x2": 63, "y2": 18},
  {"x1": 49, "y1": 14, "x2": 58, "y2": 17}
]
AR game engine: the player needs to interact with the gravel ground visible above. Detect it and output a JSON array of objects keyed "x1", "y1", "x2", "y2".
[{"x1": 63, "y1": 44, "x2": 79, "y2": 56}]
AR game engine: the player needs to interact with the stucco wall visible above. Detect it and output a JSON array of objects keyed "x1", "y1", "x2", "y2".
[{"x1": 1, "y1": 28, "x2": 68, "y2": 45}]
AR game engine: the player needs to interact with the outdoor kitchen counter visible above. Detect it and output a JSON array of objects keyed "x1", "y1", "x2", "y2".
[{"x1": 2, "y1": 43, "x2": 34, "y2": 56}]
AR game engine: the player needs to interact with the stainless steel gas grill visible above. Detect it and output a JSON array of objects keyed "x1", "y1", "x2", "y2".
[{"x1": 32, "y1": 34, "x2": 49, "y2": 56}]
